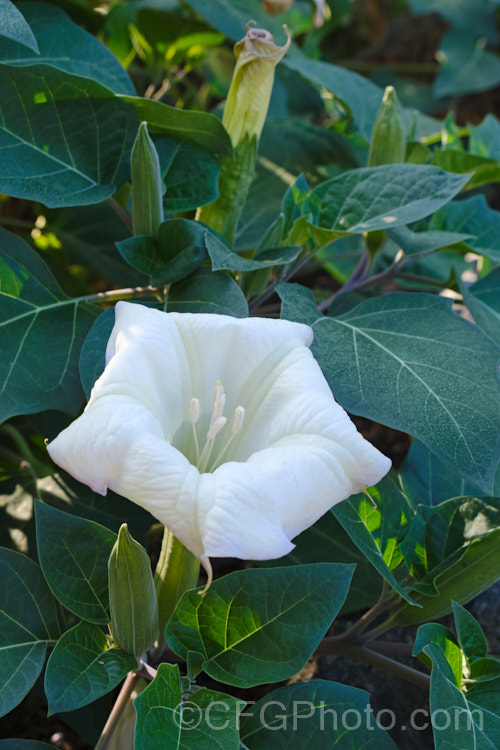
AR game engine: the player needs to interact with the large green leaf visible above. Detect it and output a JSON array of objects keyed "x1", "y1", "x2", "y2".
[
  {"x1": 332, "y1": 475, "x2": 416, "y2": 604},
  {"x1": 305, "y1": 165, "x2": 469, "y2": 233},
  {"x1": 399, "y1": 439, "x2": 486, "y2": 508},
  {"x1": 0, "y1": 3, "x2": 134, "y2": 94},
  {"x1": 431, "y1": 149, "x2": 500, "y2": 191},
  {"x1": 45, "y1": 620, "x2": 137, "y2": 714},
  {"x1": 0, "y1": 0, "x2": 38, "y2": 52},
  {"x1": 312, "y1": 293, "x2": 500, "y2": 491},
  {"x1": 35, "y1": 501, "x2": 117, "y2": 624},
  {"x1": 0, "y1": 63, "x2": 138, "y2": 207},
  {"x1": 430, "y1": 194, "x2": 500, "y2": 263},
  {"x1": 0, "y1": 229, "x2": 99, "y2": 423},
  {"x1": 134, "y1": 663, "x2": 242, "y2": 750},
  {"x1": 120, "y1": 95, "x2": 231, "y2": 158},
  {"x1": 166, "y1": 267, "x2": 248, "y2": 317},
  {"x1": 166, "y1": 564, "x2": 354, "y2": 688},
  {"x1": 0, "y1": 547, "x2": 60, "y2": 717},
  {"x1": 462, "y1": 269, "x2": 500, "y2": 347},
  {"x1": 283, "y1": 57, "x2": 383, "y2": 141},
  {"x1": 240, "y1": 681, "x2": 398, "y2": 749}
]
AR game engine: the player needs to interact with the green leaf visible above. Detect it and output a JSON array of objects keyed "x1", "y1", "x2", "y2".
[
  {"x1": 452, "y1": 601, "x2": 488, "y2": 663},
  {"x1": 0, "y1": 0, "x2": 39, "y2": 52},
  {"x1": 35, "y1": 501, "x2": 117, "y2": 624},
  {"x1": 283, "y1": 57, "x2": 384, "y2": 141},
  {"x1": 259, "y1": 510, "x2": 383, "y2": 616},
  {"x1": 0, "y1": 63, "x2": 138, "y2": 207},
  {"x1": 386, "y1": 225, "x2": 472, "y2": 256},
  {"x1": 393, "y1": 498, "x2": 500, "y2": 624},
  {"x1": 312, "y1": 293, "x2": 500, "y2": 491},
  {"x1": 277, "y1": 282, "x2": 322, "y2": 326},
  {"x1": 0, "y1": 3, "x2": 134, "y2": 94},
  {"x1": 434, "y1": 30, "x2": 500, "y2": 98},
  {"x1": 119, "y1": 95, "x2": 231, "y2": 158},
  {"x1": 306, "y1": 165, "x2": 469, "y2": 233},
  {"x1": 240, "y1": 680, "x2": 398, "y2": 749},
  {"x1": 408, "y1": 0, "x2": 498, "y2": 43},
  {"x1": 430, "y1": 194, "x2": 500, "y2": 263},
  {"x1": 413, "y1": 622, "x2": 462, "y2": 684},
  {"x1": 134, "y1": 663, "x2": 242, "y2": 750},
  {"x1": 423, "y1": 641, "x2": 500, "y2": 749},
  {"x1": 79, "y1": 308, "x2": 115, "y2": 400},
  {"x1": 166, "y1": 267, "x2": 248, "y2": 317},
  {"x1": 166, "y1": 564, "x2": 354, "y2": 688},
  {"x1": 0, "y1": 547, "x2": 60, "y2": 717},
  {"x1": 431, "y1": 149, "x2": 500, "y2": 191},
  {"x1": 332, "y1": 475, "x2": 416, "y2": 604},
  {"x1": 399, "y1": 439, "x2": 485, "y2": 508},
  {"x1": 156, "y1": 136, "x2": 220, "y2": 212},
  {"x1": 462, "y1": 269, "x2": 500, "y2": 346},
  {"x1": 0, "y1": 229, "x2": 99, "y2": 423},
  {"x1": 470, "y1": 114, "x2": 500, "y2": 160},
  {"x1": 45, "y1": 620, "x2": 137, "y2": 715},
  {"x1": 37, "y1": 471, "x2": 155, "y2": 544},
  {"x1": 206, "y1": 233, "x2": 301, "y2": 272}
]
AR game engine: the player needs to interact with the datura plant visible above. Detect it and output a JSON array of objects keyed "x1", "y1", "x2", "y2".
[{"x1": 1, "y1": 2, "x2": 500, "y2": 750}]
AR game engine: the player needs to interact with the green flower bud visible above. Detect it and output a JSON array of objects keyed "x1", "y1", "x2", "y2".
[
  {"x1": 108, "y1": 524, "x2": 159, "y2": 657},
  {"x1": 197, "y1": 25, "x2": 290, "y2": 242},
  {"x1": 367, "y1": 86, "x2": 406, "y2": 167},
  {"x1": 130, "y1": 121, "x2": 163, "y2": 238}
]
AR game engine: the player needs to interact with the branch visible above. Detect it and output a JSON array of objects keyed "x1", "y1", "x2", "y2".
[{"x1": 94, "y1": 672, "x2": 141, "y2": 750}]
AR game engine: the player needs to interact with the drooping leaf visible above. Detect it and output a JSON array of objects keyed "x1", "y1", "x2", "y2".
[
  {"x1": 312, "y1": 293, "x2": 500, "y2": 491},
  {"x1": 45, "y1": 620, "x2": 137, "y2": 715},
  {"x1": 166, "y1": 564, "x2": 354, "y2": 688},
  {"x1": 156, "y1": 136, "x2": 220, "y2": 212},
  {"x1": 240, "y1": 680, "x2": 399, "y2": 749},
  {"x1": 35, "y1": 501, "x2": 117, "y2": 624},
  {"x1": 0, "y1": 0, "x2": 39, "y2": 52},
  {"x1": 0, "y1": 547, "x2": 60, "y2": 717},
  {"x1": 0, "y1": 229, "x2": 99, "y2": 423},
  {"x1": 0, "y1": 63, "x2": 138, "y2": 207},
  {"x1": 134, "y1": 663, "x2": 242, "y2": 750},
  {"x1": 119, "y1": 95, "x2": 231, "y2": 158},
  {"x1": 386, "y1": 225, "x2": 472, "y2": 257},
  {"x1": 0, "y1": 3, "x2": 134, "y2": 94}
]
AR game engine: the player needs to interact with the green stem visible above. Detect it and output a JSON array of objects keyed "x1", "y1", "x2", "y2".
[
  {"x1": 152, "y1": 527, "x2": 200, "y2": 657},
  {"x1": 94, "y1": 672, "x2": 141, "y2": 750}
]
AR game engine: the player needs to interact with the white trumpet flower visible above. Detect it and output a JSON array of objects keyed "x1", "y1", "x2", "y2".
[{"x1": 47, "y1": 302, "x2": 390, "y2": 576}]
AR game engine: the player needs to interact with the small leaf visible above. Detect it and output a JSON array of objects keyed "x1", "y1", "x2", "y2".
[
  {"x1": 166, "y1": 564, "x2": 354, "y2": 688},
  {"x1": 45, "y1": 621, "x2": 137, "y2": 715},
  {"x1": 166, "y1": 267, "x2": 248, "y2": 317},
  {"x1": 430, "y1": 194, "x2": 500, "y2": 263},
  {"x1": 35, "y1": 501, "x2": 117, "y2": 624},
  {"x1": 462, "y1": 268, "x2": 500, "y2": 346},
  {"x1": 134, "y1": 663, "x2": 242, "y2": 750},
  {"x1": 452, "y1": 601, "x2": 488, "y2": 663}
]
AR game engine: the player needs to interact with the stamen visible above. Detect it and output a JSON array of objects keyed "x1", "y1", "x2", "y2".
[
  {"x1": 207, "y1": 416, "x2": 227, "y2": 441},
  {"x1": 189, "y1": 398, "x2": 200, "y2": 424},
  {"x1": 232, "y1": 406, "x2": 245, "y2": 435}
]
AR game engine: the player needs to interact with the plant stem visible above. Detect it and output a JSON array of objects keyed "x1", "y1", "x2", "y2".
[
  {"x1": 315, "y1": 640, "x2": 430, "y2": 690},
  {"x1": 334, "y1": 581, "x2": 392, "y2": 642},
  {"x1": 94, "y1": 672, "x2": 141, "y2": 750},
  {"x1": 68, "y1": 285, "x2": 164, "y2": 308},
  {"x1": 107, "y1": 197, "x2": 133, "y2": 232}
]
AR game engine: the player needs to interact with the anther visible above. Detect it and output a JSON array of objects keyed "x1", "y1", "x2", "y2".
[
  {"x1": 189, "y1": 398, "x2": 200, "y2": 424},
  {"x1": 207, "y1": 416, "x2": 227, "y2": 441},
  {"x1": 232, "y1": 406, "x2": 245, "y2": 435}
]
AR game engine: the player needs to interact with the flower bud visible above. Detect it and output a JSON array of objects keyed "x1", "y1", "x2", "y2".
[
  {"x1": 197, "y1": 26, "x2": 290, "y2": 242},
  {"x1": 130, "y1": 121, "x2": 163, "y2": 238},
  {"x1": 367, "y1": 86, "x2": 406, "y2": 167},
  {"x1": 108, "y1": 524, "x2": 159, "y2": 657}
]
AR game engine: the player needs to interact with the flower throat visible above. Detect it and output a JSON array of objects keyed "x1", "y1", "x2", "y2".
[{"x1": 190, "y1": 381, "x2": 245, "y2": 473}]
